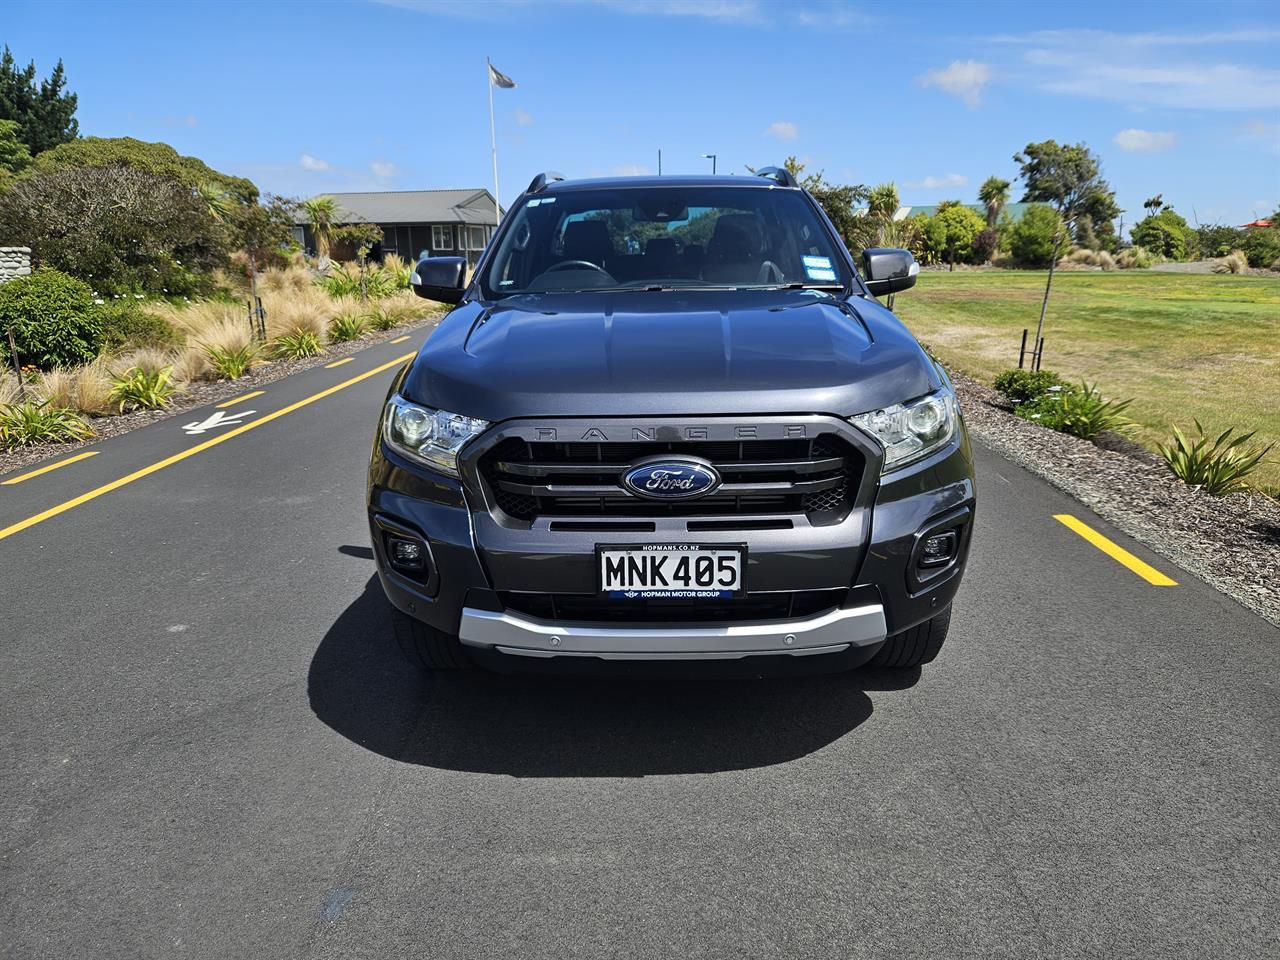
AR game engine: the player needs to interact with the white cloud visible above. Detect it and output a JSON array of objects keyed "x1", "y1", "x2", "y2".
[
  {"x1": 613, "y1": 164, "x2": 652, "y2": 176},
  {"x1": 988, "y1": 28, "x2": 1280, "y2": 48},
  {"x1": 513, "y1": 108, "x2": 534, "y2": 126},
  {"x1": 370, "y1": 161, "x2": 397, "y2": 178},
  {"x1": 764, "y1": 121, "x2": 798, "y2": 140},
  {"x1": 995, "y1": 30, "x2": 1280, "y2": 112},
  {"x1": 918, "y1": 60, "x2": 990, "y2": 108},
  {"x1": 1113, "y1": 128, "x2": 1176, "y2": 153},
  {"x1": 905, "y1": 173, "x2": 968, "y2": 190},
  {"x1": 299, "y1": 153, "x2": 331, "y2": 172}
]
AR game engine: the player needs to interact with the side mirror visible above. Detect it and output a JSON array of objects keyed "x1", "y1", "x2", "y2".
[
  {"x1": 861, "y1": 248, "x2": 919, "y2": 298},
  {"x1": 411, "y1": 256, "x2": 467, "y2": 304}
]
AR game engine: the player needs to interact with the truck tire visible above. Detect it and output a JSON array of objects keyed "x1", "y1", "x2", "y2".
[
  {"x1": 870, "y1": 605, "x2": 951, "y2": 668},
  {"x1": 390, "y1": 607, "x2": 472, "y2": 670}
]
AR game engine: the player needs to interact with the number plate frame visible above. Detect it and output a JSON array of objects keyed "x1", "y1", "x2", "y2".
[{"x1": 597, "y1": 543, "x2": 748, "y2": 599}]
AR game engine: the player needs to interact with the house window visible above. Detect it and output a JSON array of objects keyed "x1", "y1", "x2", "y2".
[
  {"x1": 466, "y1": 225, "x2": 487, "y2": 250},
  {"x1": 432, "y1": 225, "x2": 453, "y2": 250}
]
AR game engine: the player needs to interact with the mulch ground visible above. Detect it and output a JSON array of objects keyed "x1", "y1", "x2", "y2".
[{"x1": 953, "y1": 371, "x2": 1280, "y2": 628}]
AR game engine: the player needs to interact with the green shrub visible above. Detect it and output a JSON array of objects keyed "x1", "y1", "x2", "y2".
[
  {"x1": 1130, "y1": 208, "x2": 1196, "y2": 261},
  {"x1": 993, "y1": 368, "x2": 1068, "y2": 404},
  {"x1": 0, "y1": 398, "x2": 93, "y2": 449},
  {"x1": 206, "y1": 343, "x2": 258, "y2": 379},
  {"x1": 316, "y1": 261, "x2": 404, "y2": 300},
  {"x1": 370, "y1": 306, "x2": 403, "y2": 331},
  {"x1": 108, "y1": 365, "x2": 176, "y2": 411},
  {"x1": 1009, "y1": 204, "x2": 1070, "y2": 267},
  {"x1": 1196, "y1": 224, "x2": 1248, "y2": 259},
  {"x1": 1016, "y1": 381, "x2": 1132, "y2": 440},
  {"x1": 0, "y1": 268, "x2": 104, "y2": 369},
  {"x1": 0, "y1": 165, "x2": 224, "y2": 296},
  {"x1": 273, "y1": 330, "x2": 321, "y2": 359},
  {"x1": 1241, "y1": 227, "x2": 1280, "y2": 269},
  {"x1": 1158, "y1": 421, "x2": 1273, "y2": 496},
  {"x1": 328, "y1": 312, "x2": 368, "y2": 342},
  {"x1": 98, "y1": 301, "x2": 179, "y2": 351}
]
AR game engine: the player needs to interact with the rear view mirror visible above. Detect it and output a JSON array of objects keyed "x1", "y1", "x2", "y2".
[
  {"x1": 861, "y1": 248, "x2": 919, "y2": 298},
  {"x1": 411, "y1": 256, "x2": 467, "y2": 304}
]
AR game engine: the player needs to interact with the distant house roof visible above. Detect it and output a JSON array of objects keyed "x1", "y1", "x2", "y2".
[
  {"x1": 1242, "y1": 218, "x2": 1273, "y2": 229},
  {"x1": 891, "y1": 202, "x2": 1036, "y2": 223},
  {"x1": 296, "y1": 189, "x2": 501, "y2": 226}
]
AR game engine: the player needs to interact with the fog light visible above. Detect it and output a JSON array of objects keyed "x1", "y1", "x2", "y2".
[
  {"x1": 388, "y1": 535, "x2": 425, "y2": 571},
  {"x1": 920, "y1": 531, "x2": 957, "y2": 567}
]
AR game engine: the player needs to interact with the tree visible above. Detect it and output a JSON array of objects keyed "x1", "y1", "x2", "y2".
[
  {"x1": 1143, "y1": 195, "x2": 1165, "y2": 214},
  {"x1": 777, "y1": 157, "x2": 869, "y2": 254},
  {"x1": 28, "y1": 137, "x2": 257, "y2": 204},
  {"x1": 1131, "y1": 207, "x2": 1195, "y2": 261},
  {"x1": 926, "y1": 201, "x2": 985, "y2": 270},
  {"x1": 0, "y1": 119, "x2": 32, "y2": 176},
  {"x1": 1009, "y1": 204, "x2": 1071, "y2": 266},
  {"x1": 302, "y1": 195, "x2": 340, "y2": 262},
  {"x1": 0, "y1": 47, "x2": 78, "y2": 155},
  {"x1": 1014, "y1": 140, "x2": 1117, "y2": 361},
  {"x1": 977, "y1": 176, "x2": 1010, "y2": 228},
  {"x1": 0, "y1": 165, "x2": 226, "y2": 296}
]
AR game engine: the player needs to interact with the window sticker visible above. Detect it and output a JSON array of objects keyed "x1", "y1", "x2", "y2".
[{"x1": 803, "y1": 255, "x2": 836, "y2": 281}]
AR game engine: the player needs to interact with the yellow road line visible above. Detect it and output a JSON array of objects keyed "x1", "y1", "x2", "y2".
[
  {"x1": 325, "y1": 357, "x2": 353, "y2": 368},
  {"x1": 390, "y1": 335, "x2": 411, "y2": 344},
  {"x1": 0, "y1": 354, "x2": 415, "y2": 543},
  {"x1": 1053, "y1": 514, "x2": 1178, "y2": 586},
  {"x1": 216, "y1": 390, "x2": 264, "y2": 409},
  {"x1": 2, "y1": 451, "x2": 100, "y2": 486}
]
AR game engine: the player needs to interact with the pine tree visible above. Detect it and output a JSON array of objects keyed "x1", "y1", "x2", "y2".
[{"x1": 0, "y1": 46, "x2": 79, "y2": 156}]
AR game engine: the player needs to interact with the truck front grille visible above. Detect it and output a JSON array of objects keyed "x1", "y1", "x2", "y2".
[{"x1": 478, "y1": 434, "x2": 862, "y2": 526}]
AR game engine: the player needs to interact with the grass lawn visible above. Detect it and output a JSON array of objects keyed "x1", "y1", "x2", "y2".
[{"x1": 892, "y1": 270, "x2": 1280, "y2": 490}]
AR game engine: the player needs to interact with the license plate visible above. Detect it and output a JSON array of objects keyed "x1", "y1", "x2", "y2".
[{"x1": 598, "y1": 543, "x2": 746, "y2": 599}]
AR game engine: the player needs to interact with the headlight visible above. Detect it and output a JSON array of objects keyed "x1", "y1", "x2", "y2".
[
  {"x1": 383, "y1": 394, "x2": 489, "y2": 476},
  {"x1": 851, "y1": 388, "x2": 957, "y2": 472}
]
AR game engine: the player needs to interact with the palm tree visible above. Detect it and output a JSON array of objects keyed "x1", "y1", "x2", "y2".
[
  {"x1": 302, "y1": 195, "x2": 340, "y2": 263},
  {"x1": 866, "y1": 182, "x2": 900, "y2": 246},
  {"x1": 978, "y1": 176, "x2": 1011, "y2": 228},
  {"x1": 197, "y1": 181, "x2": 236, "y2": 224}
]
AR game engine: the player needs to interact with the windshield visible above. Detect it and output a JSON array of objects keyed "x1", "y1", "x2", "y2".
[{"x1": 479, "y1": 186, "x2": 849, "y2": 298}]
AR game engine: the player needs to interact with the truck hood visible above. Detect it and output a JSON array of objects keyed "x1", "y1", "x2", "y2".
[{"x1": 400, "y1": 290, "x2": 939, "y2": 421}]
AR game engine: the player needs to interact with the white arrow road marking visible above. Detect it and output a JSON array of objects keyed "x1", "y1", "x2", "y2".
[{"x1": 182, "y1": 409, "x2": 257, "y2": 435}]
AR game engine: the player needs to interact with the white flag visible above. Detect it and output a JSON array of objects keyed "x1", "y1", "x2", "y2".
[{"x1": 488, "y1": 63, "x2": 516, "y2": 89}]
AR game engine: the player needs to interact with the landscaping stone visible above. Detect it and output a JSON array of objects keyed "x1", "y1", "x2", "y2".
[
  {"x1": 953, "y1": 371, "x2": 1280, "y2": 628},
  {"x1": 0, "y1": 247, "x2": 32, "y2": 284}
]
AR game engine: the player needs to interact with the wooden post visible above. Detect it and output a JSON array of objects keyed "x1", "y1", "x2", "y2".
[{"x1": 5, "y1": 328, "x2": 26, "y2": 401}]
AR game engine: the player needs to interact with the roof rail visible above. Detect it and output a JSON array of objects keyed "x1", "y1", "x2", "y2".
[
  {"x1": 526, "y1": 171, "x2": 565, "y2": 194},
  {"x1": 754, "y1": 166, "x2": 799, "y2": 189}
]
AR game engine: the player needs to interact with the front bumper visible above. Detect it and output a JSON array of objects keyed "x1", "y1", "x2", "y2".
[
  {"x1": 457, "y1": 602, "x2": 887, "y2": 660},
  {"x1": 369, "y1": 408, "x2": 975, "y2": 668}
]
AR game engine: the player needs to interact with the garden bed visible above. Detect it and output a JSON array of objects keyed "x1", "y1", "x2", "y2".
[
  {"x1": 952, "y1": 371, "x2": 1280, "y2": 628},
  {"x1": 0, "y1": 311, "x2": 442, "y2": 475}
]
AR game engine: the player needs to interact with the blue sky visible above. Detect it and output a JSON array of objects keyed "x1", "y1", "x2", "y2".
[{"x1": 7, "y1": 0, "x2": 1279, "y2": 227}]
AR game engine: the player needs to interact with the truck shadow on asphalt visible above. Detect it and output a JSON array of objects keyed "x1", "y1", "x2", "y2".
[{"x1": 308, "y1": 574, "x2": 918, "y2": 777}]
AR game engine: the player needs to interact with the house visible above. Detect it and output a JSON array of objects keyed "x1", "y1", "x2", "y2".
[
  {"x1": 1241, "y1": 219, "x2": 1273, "y2": 229},
  {"x1": 294, "y1": 189, "x2": 502, "y2": 266}
]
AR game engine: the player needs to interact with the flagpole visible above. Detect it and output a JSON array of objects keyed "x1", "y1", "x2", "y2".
[{"x1": 487, "y1": 56, "x2": 500, "y2": 228}]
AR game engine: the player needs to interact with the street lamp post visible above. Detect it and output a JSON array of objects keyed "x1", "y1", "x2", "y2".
[{"x1": 700, "y1": 153, "x2": 717, "y2": 175}]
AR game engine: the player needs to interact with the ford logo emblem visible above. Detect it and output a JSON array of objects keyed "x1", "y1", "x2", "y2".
[{"x1": 621, "y1": 458, "x2": 721, "y2": 500}]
